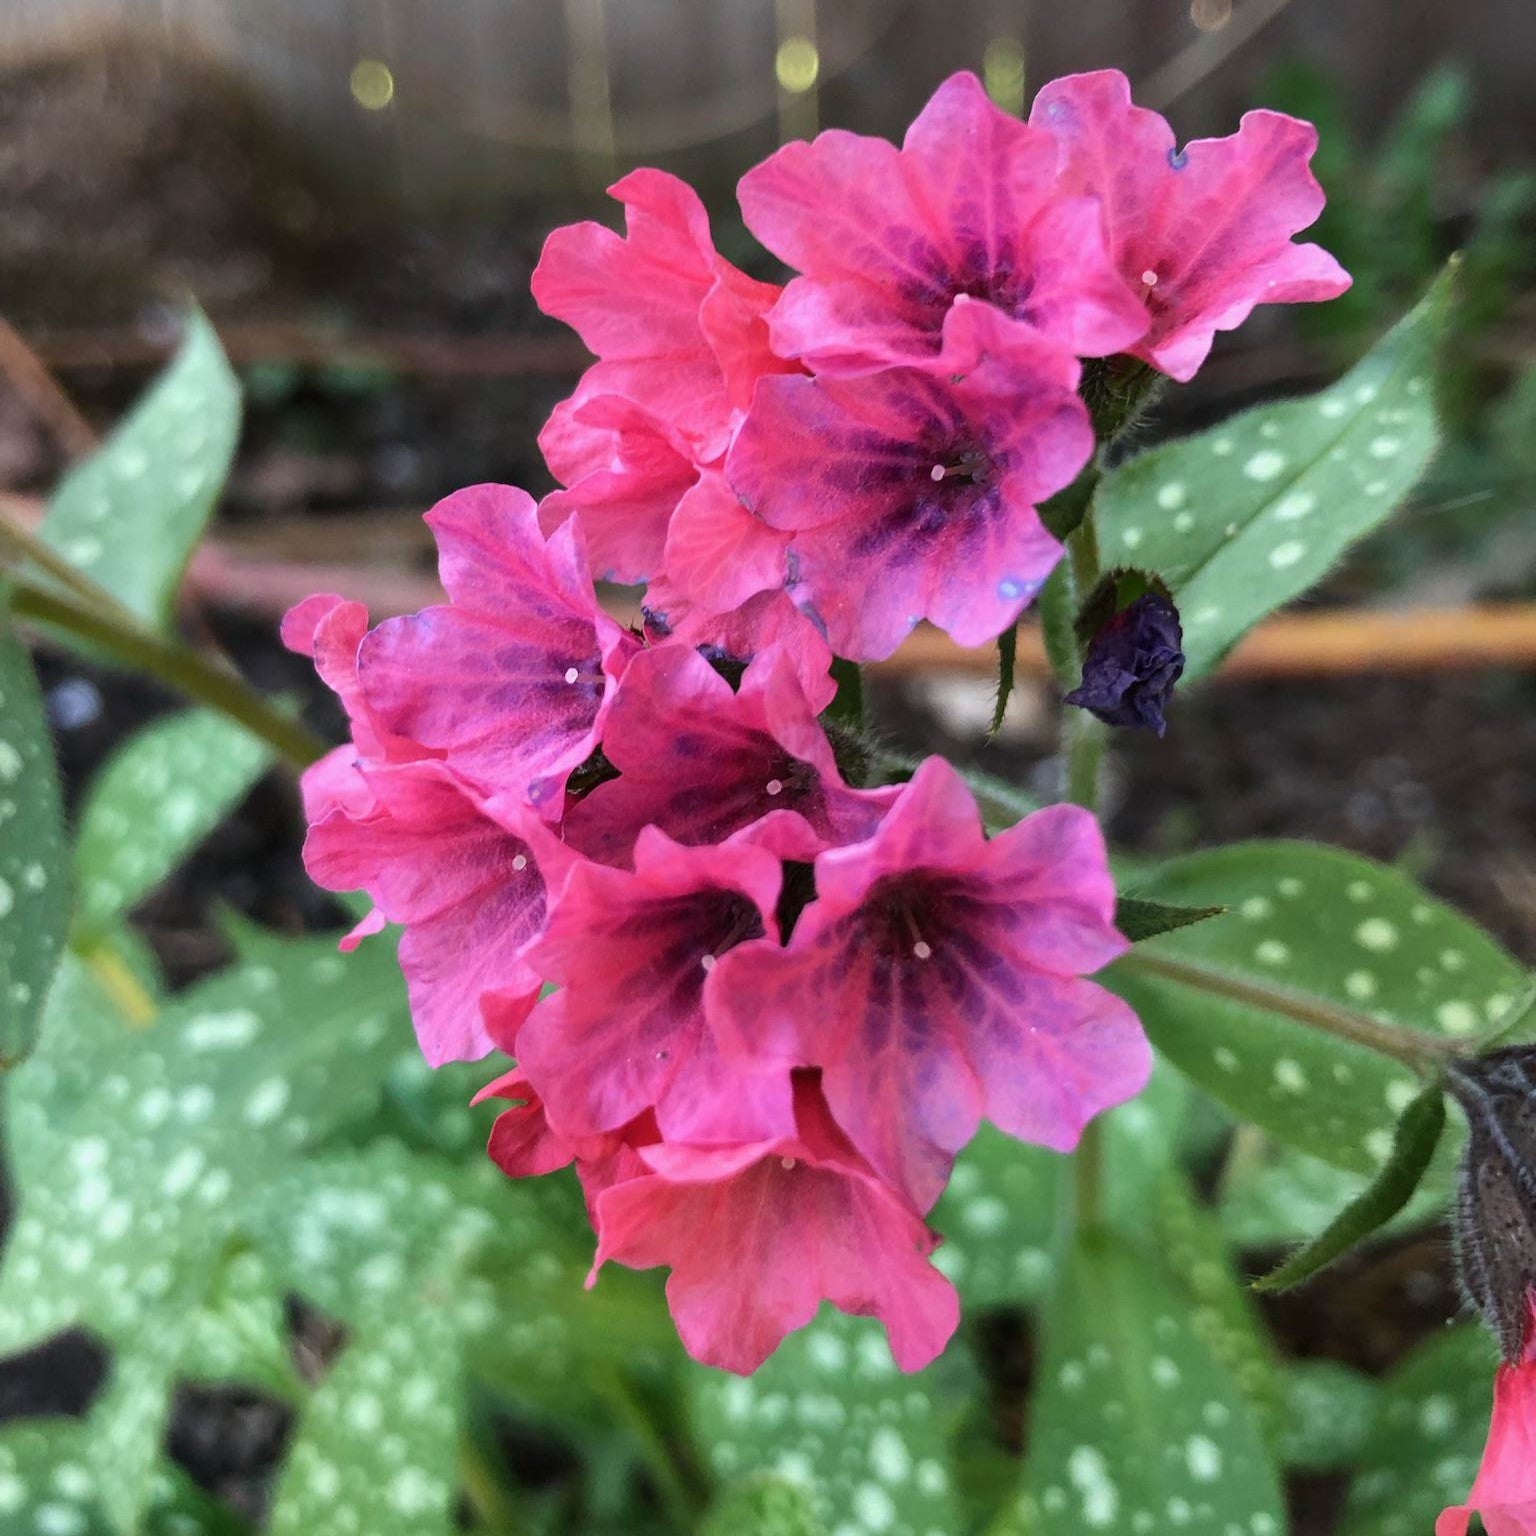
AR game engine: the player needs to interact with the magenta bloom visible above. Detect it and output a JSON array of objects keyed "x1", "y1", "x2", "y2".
[
  {"x1": 1030, "y1": 69, "x2": 1351, "y2": 382},
  {"x1": 738, "y1": 71, "x2": 1147, "y2": 376},
  {"x1": 513, "y1": 826, "x2": 795, "y2": 1145},
  {"x1": 727, "y1": 301, "x2": 1092, "y2": 660},
  {"x1": 532, "y1": 168, "x2": 791, "y2": 464},
  {"x1": 1440, "y1": 1297, "x2": 1536, "y2": 1536},
  {"x1": 304, "y1": 762, "x2": 568, "y2": 1065},
  {"x1": 713, "y1": 757, "x2": 1149, "y2": 1208},
  {"x1": 357, "y1": 483, "x2": 633, "y2": 817},
  {"x1": 564, "y1": 643, "x2": 893, "y2": 865},
  {"x1": 588, "y1": 1076, "x2": 960, "y2": 1375},
  {"x1": 659, "y1": 470, "x2": 791, "y2": 617},
  {"x1": 538, "y1": 392, "x2": 697, "y2": 586}
]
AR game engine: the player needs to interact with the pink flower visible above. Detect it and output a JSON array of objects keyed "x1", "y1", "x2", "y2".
[
  {"x1": 726, "y1": 301, "x2": 1092, "y2": 660},
  {"x1": 712, "y1": 757, "x2": 1149, "y2": 1209},
  {"x1": 638, "y1": 579, "x2": 832, "y2": 699},
  {"x1": 538, "y1": 392, "x2": 698, "y2": 585},
  {"x1": 563, "y1": 643, "x2": 893, "y2": 866},
  {"x1": 356, "y1": 483, "x2": 634, "y2": 817},
  {"x1": 588, "y1": 1076, "x2": 960, "y2": 1374},
  {"x1": 281, "y1": 595, "x2": 423, "y2": 819},
  {"x1": 1440, "y1": 1298, "x2": 1536, "y2": 1536},
  {"x1": 532, "y1": 168, "x2": 791, "y2": 466},
  {"x1": 304, "y1": 762, "x2": 569, "y2": 1065},
  {"x1": 513, "y1": 825, "x2": 795, "y2": 1144},
  {"x1": 738, "y1": 71, "x2": 1147, "y2": 376},
  {"x1": 658, "y1": 470, "x2": 791, "y2": 617},
  {"x1": 1029, "y1": 69, "x2": 1351, "y2": 382}
]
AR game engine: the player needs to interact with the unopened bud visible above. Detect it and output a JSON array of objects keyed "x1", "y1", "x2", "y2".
[
  {"x1": 1064, "y1": 591, "x2": 1185, "y2": 737},
  {"x1": 1448, "y1": 1048, "x2": 1536, "y2": 1362}
]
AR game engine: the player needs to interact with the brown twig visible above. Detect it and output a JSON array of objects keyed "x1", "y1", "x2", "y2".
[{"x1": 0, "y1": 314, "x2": 99, "y2": 458}]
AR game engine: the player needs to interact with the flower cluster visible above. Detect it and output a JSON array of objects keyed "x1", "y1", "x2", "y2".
[{"x1": 288, "y1": 68, "x2": 1347, "y2": 1373}]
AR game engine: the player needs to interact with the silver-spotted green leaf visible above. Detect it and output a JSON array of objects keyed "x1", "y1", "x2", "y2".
[
  {"x1": 1280, "y1": 1360, "x2": 1379, "y2": 1471},
  {"x1": 930, "y1": 1066, "x2": 1187, "y2": 1311},
  {"x1": 1342, "y1": 1325, "x2": 1495, "y2": 1535},
  {"x1": 42, "y1": 309, "x2": 240, "y2": 628},
  {"x1": 1218, "y1": 1133, "x2": 1458, "y2": 1250},
  {"x1": 245, "y1": 1140, "x2": 657, "y2": 1419},
  {"x1": 0, "y1": 932, "x2": 411, "y2": 1354},
  {"x1": 1143, "y1": 1174, "x2": 1286, "y2": 1446},
  {"x1": 932, "y1": 1124, "x2": 1063, "y2": 1308},
  {"x1": 73, "y1": 710, "x2": 270, "y2": 935},
  {"x1": 0, "y1": 626, "x2": 69, "y2": 1066},
  {"x1": 1009, "y1": 1231, "x2": 1285, "y2": 1536},
  {"x1": 702, "y1": 1475, "x2": 827, "y2": 1536},
  {"x1": 88, "y1": 1311, "x2": 182, "y2": 1536},
  {"x1": 1107, "y1": 841, "x2": 1523, "y2": 1172},
  {"x1": 1253, "y1": 1081, "x2": 1446, "y2": 1293},
  {"x1": 1097, "y1": 266, "x2": 1450, "y2": 677},
  {"x1": 693, "y1": 1310, "x2": 961, "y2": 1536},
  {"x1": 180, "y1": 1247, "x2": 297, "y2": 1395},
  {"x1": 268, "y1": 1296, "x2": 461, "y2": 1536},
  {"x1": 0, "y1": 1419, "x2": 243, "y2": 1536}
]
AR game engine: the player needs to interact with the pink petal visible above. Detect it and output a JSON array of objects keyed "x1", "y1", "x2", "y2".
[
  {"x1": 1031, "y1": 70, "x2": 1350, "y2": 381},
  {"x1": 304, "y1": 764, "x2": 554, "y2": 1065},
  {"x1": 711, "y1": 759, "x2": 1149, "y2": 1206},
  {"x1": 590, "y1": 1123, "x2": 959, "y2": 1374},
  {"x1": 358, "y1": 487, "x2": 632, "y2": 813},
  {"x1": 662, "y1": 471, "x2": 790, "y2": 613},
  {"x1": 727, "y1": 310, "x2": 1087, "y2": 660},
  {"x1": 513, "y1": 828, "x2": 792, "y2": 1142},
  {"x1": 739, "y1": 72, "x2": 1143, "y2": 374},
  {"x1": 563, "y1": 645, "x2": 888, "y2": 866},
  {"x1": 532, "y1": 169, "x2": 739, "y2": 459}
]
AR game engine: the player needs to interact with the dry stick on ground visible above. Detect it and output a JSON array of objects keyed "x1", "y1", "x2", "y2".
[{"x1": 0, "y1": 314, "x2": 99, "y2": 458}]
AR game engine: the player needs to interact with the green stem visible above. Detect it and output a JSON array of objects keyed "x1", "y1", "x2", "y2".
[
  {"x1": 1060, "y1": 512, "x2": 1107, "y2": 813},
  {"x1": 597, "y1": 1367, "x2": 700, "y2": 1531},
  {"x1": 0, "y1": 506, "x2": 142, "y2": 626},
  {"x1": 10, "y1": 580, "x2": 326, "y2": 771},
  {"x1": 1121, "y1": 949, "x2": 1465, "y2": 1073}
]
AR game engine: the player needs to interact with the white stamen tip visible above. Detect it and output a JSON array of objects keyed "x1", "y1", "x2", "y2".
[
  {"x1": 780, "y1": 1156, "x2": 797, "y2": 1171},
  {"x1": 912, "y1": 940, "x2": 933, "y2": 960},
  {"x1": 700, "y1": 953, "x2": 716, "y2": 972},
  {"x1": 563, "y1": 666, "x2": 580, "y2": 684},
  {"x1": 1141, "y1": 268, "x2": 1159, "y2": 287},
  {"x1": 512, "y1": 854, "x2": 528, "y2": 872},
  {"x1": 929, "y1": 464, "x2": 946, "y2": 482},
  {"x1": 765, "y1": 778, "x2": 784, "y2": 796}
]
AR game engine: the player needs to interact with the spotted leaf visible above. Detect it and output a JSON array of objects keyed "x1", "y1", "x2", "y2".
[
  {"x1": 41, "y1": 308, "x2": 240, "y2": 629},
  {"x1": 268, "y1": 1294, "x2": 461, "y2": 1536},
  {"x1": 73, "y1": 710, "x2": 270, "y2": 936},
  {"x1": 692, "y1": 1309, "x2": 962, "y2": 1536},
  {"x1": 1009, "y1": 1230, "x2": 1285, "y2": 1536},
  {"x1": 0, "y1": 1418, "x2": 241, "y2": 1536},
  {"x1": 1341, "y1": 1325, "x2": 1496, "y2": 1535},
  {"x1": 0, "y1": 932, "x2": 411, "y2": 1355},
  {"x1": 0, "y1": 625, "x2": 68, "y2": 1067},
  {"x1": 1096, "y1": 264, "x2": 1452, "y2": 677},
  {"x1": 1106, "y1": 841, "x2": 1523, "y2": 1172}
]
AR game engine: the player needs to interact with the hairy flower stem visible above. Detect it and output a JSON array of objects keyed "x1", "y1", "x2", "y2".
[
  {"x1": 1062, "y1": 514, "x2": 1106, "y2": 812},
  {"x1": 9, "y1": 579, "x2": 327, "y2": 771},
  {"x1": 1048, "y1": 510, "x2": 1112, "y2": 1230}
]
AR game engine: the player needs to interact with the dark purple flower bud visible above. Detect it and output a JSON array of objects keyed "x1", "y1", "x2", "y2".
[
  {"x1": 1448, "y1": 1048, "x2": 1536, "y2": 1362},
  {"x1": 1064, "y1": 591, "x2": 1185, "y2": 737}
]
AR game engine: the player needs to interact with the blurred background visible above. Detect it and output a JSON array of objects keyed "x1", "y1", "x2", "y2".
[{"x1": 1, "y1": 2, "x2": 1534, "y2": 1530}]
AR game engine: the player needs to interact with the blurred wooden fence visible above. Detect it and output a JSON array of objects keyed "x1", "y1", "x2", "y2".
[{"x1": 0, "y1": 0, "x2": 1532, "y2": 207}]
